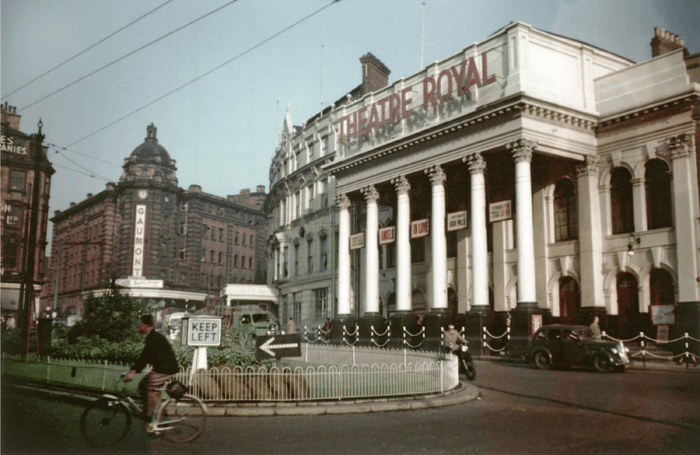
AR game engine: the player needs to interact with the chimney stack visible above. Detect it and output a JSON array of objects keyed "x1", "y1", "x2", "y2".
[
  {"x1": 651, "y1": 27, "x2": 687, "y2": 58},
  {"x1": 360, "y1": 53, "x2": 390, "y2": 96}
]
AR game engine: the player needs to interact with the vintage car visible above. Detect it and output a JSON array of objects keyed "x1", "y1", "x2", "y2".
[{"x1": 528, "y1": 325, "x2": 631, "y2": 372}]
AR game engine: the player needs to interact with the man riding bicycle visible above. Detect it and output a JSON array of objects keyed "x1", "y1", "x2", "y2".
[{"x1": 125, "y1": 315, "x2": 179, "y2": 420}]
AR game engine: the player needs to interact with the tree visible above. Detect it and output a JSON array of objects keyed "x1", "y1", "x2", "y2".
[{"x1": 68, "y1": 276, "x2": 152, "y2": 343}]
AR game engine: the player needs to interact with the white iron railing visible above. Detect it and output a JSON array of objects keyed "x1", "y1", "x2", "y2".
[{"x1": 177, "y1": 343, "x2": 458, "y2": 402}]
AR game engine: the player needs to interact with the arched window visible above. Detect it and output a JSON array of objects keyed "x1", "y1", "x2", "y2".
[
  {"x1": 645, "y1": 160, "x2": 672, "y2": 230},
  {"x1": 650, "y1": 269, "x2": 674, "y2": 305},
  {"x1": 611, "y1": 168, "x2": 634, "y2": 234},
  {"x1": 554, "y1": 178, "x2": 578, "y2": 241}
]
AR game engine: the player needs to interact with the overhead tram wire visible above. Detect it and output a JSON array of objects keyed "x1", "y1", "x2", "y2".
[
  {"x1": 51, "y1": 162, "x2": 111, "y2": 182},
  {"x1": 2, "y1": 0, "x2": 174, "y2": 100},
  {"x1": 63, "y1": 0, "x2": 343, "y2": 149},
  {"x1": 44, "y1": 142, "x2": 123, "y2": 169},
  {"x1": 18, "y1": 0, "x2": 242, "y2": 113},
  {"x1": 48, "y1": 145, "x2": 113, "y2": 181}
]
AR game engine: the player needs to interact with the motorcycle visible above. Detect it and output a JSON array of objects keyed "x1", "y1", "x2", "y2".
[{"x1": 457, "y1": 342, "x2": 476, "y2": 381}]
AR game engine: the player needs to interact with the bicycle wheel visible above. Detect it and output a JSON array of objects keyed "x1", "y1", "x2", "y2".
[
  {"x1": 80, "y1": 397, "x2": 132, "y2": 447},
  {"x1": 156, "y1": 394, "x2": 206, "y2": 443}
]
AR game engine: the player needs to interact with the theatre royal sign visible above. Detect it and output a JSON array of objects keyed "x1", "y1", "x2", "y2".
[{"x1": 336, "y1": 50, "x2": 499, "y2": 152}]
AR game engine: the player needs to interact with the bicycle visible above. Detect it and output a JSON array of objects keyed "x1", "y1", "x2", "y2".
[{"x1": 80, "y1": 373, "x2": 207, "y2": 446}]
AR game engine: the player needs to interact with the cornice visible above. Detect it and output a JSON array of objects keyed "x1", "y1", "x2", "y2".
[
  {"x1": 325, "y1": 95, "x2": 598, "y2": 177},
  {"x1": 596, "y1": 93, "x2": 700, "y2": 134}
]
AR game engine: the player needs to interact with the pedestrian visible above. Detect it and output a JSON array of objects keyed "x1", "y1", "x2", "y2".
[
  {"x1": 324, "y1": 318, "x2": 332, "y2": 339},
  {"x1": 287, "y1": 317, "x2": 296, "y2": 334},
  {"x1": 590, "y1": 316, "x2": 602, "y2": 340},
  {"x1": 6, "y1": 315, "x2": 15, "y2": 330},
  {"x1": 125, "y1": 315, "x2": 179, "y2": 421}
]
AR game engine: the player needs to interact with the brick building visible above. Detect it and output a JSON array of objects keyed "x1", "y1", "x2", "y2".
[
  {"x1": 1, "y1": 103, "x2": 54, "y2": 321},
  {"x1": 43, "y1": 124, "x2": 268, "y2": 316}
]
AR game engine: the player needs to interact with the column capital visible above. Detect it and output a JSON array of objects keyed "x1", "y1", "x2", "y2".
[
  {"x1": 391, "y1": 175, "x2": 411, "y2": 195},
  {"x1": 361, "y1": 185, "x2": 380, "y2": 203},
  {"x1": 576, "y1": 155, "x2": 599, "y2": 178},
  {"x1": 463, "y1": 153, "x2": 486, "y2": 174},
  {"x1": 669, "y1": 133, "x2": 694, "y2": 159},
  {"x1": 335, "y1": 194, "x2": 351, "y2": 210},
  {"x1": 631, "y1": 177, "x2": 645, "y2": 187},
  {"x1": 507, "y1": 138, "x2": 537, "y2": 163},
  {"x1": 425, "y1": 164, "x2": 446, "y2": 185}
]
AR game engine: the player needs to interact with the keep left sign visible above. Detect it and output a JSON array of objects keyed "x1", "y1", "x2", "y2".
[{"x1": 183, "y1": 317, "x2": 221, "y2": 346}]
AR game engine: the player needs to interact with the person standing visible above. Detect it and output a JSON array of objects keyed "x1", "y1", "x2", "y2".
[
  {"x1": 287, "y1": 317, "x2": 296, "y2": 334},
  {"x1": 590, "y1": 316, "x2": 602, "y2": 340},
  {"x1": 125, "y1": 315, "x2": 179, "y2": 419}
]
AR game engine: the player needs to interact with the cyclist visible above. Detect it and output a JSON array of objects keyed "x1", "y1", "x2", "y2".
[{"x1": 125, "y1": 315, "x2": 179, "y2": 421}]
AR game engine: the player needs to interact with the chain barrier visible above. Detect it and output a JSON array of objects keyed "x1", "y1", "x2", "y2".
[
  {"x1": 602, "y1": 331, "x2": 699, "y2": 369},
  {"x1": 342, "y1": 324, "x2": 359, "y2": 346},
  {"x1": 402, "y1": 326, "x2": 425, "y2": 348},
  {"x1": 482, "y1": 326, "x2": 510, "y2": 354},
  {"x1": 370, "y1": 325, "x2": 391, "y2": 347}
]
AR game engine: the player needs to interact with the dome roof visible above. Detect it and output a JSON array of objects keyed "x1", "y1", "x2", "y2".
[
  {"x1": 120, "y1": 123, "x2": 178, "y2": 186},
  {"x1": 129, "y1": 123, "x2": 171, "y2": 163}
]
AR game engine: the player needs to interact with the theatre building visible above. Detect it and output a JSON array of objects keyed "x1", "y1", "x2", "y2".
[
  {"x1": 266, "y1": 23, "x2": 700, "y2": 352},
  {"x1": 44, "y1": 124, "x2": 269, "y2": 316}
]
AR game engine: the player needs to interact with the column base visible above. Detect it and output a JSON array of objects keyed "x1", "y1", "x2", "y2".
[
  {"x1": 423, "y1": 309, "x2": 452, "y2": 352},
  {"x1": 509, "y1": 303, "x2": 550, "y2": 358},
  {"x1": 390, "y1": 311, "x2": 418, "y2": 349},
  {"x1": 331, "y1": 314, "x2": 357, "y2": 345},
  {"x1": 463, "y1": 306, "x2": 493, "y2": 357},
  {"x1": 673, "y1": 301, "x2": 700, "y2": 358}
]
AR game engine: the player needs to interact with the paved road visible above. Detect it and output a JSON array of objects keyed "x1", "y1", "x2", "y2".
[
  {"x1": 3, "y1": 361, "x2": 699, "y2": 454},
  {"x1": 146, "y1": 362, "x2": 699, "y2": 455}
]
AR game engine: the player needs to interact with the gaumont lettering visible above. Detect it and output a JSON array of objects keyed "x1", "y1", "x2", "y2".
[
  {"x1": 338, "y1": 51, "x2": 495, "y2": 143},
  {"x1": 132, "y1": 204, "x2": 147, "y2": 276}
]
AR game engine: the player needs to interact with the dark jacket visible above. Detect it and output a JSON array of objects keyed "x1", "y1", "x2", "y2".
[{"x1": 131, "y1": 329, "x2": 179, "y2": 374}]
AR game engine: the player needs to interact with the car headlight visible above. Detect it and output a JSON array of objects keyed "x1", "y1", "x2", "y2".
[{"x1": 610, "y1": 347, "x2": 618, "y2": 354}]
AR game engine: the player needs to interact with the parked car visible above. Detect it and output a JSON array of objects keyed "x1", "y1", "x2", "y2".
[{"x1": 528, "y1": 325, "x2": 631, "y2": 372}]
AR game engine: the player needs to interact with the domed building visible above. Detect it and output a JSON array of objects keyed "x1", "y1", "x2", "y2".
[{"x1": 43, "y1": 124, "x2": 271, "y2": 318}]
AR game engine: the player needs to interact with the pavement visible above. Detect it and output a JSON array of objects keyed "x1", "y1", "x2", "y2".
[{"x1": 4, "y1": 356, "x2": 697, "y2": 418}]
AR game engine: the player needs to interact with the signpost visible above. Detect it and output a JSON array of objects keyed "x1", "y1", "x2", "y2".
[
  {"x1": 181, "y1": 316, "x2": 222, "y2": 383},
  {"x1": 255, "y1": 334, "x2": 302, "y2": 361}
]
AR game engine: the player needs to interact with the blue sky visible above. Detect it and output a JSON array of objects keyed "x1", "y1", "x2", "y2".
[{"x1": 2, "y1": 0, "x2": 699, "y2": 242}]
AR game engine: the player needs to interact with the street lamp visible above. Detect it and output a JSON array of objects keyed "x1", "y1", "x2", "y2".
[{"x1": 627, "y1": 234, "x2": 641, "y2": 256}]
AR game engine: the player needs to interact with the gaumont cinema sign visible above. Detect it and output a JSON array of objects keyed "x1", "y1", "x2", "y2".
[{"x1": 337, "y1": 51, "x2": 496, "y2": 144}]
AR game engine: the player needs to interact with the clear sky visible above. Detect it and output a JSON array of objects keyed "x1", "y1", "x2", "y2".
[{"x1": 2, "y1": 0, "x2": 699, "y2": 246}]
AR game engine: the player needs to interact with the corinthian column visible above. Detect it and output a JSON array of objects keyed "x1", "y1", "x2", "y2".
[
  {"x1": 361, "y1": 185, "x2": 380, "y2": 315},
  {"x1": 669, "y1": 134, "x2": 699, "y2": 304},
  {"x1": 392, "y1": 176, "x2": 412, "y2": 313},
  {"x1": 336, "y1": 194, "x2": 352, "y2": 316},
  {"x1": 466, "y1": 153, "x2": 489, "y2": 309},
  {"x1": 425, "y1": 165, "x2": 448, "y2": 310},
  {"x1": 507, "y1": 139, "x2": 537, "y2": 306}
]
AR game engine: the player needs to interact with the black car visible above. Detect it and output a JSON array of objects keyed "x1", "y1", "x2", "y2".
[{"x1": 529, "y1": 325, "x2": 631, "y2": 372}]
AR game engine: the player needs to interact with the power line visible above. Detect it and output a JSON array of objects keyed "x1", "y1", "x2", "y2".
[
  {"x1": 50, "y1": 162, "x2": 111, "y2": 182},
  {"x1": 44, "y1": 142, "x2": 122, "y2": 168},
  {"x1": 18, "y1": 0, "x2": 241, "y2": 113},
  {"x1": 64, "y1": 0, "x2": 342, "y2": 149},
  {"x1": 2, "y1": 0, "x2": 174, "y2": 100},
  {"x1": 49, "y1": 146, "x2": 112, "y2": 181}
]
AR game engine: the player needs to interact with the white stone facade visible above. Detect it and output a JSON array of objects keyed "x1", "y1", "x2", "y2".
[{"x1": 267, "y1": 22, "x2": 700, "y2": 340}]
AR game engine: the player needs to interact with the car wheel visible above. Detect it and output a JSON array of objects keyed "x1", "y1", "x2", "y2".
[
  {"x1": 534, "y1": 351, "x2": 550, "y2": 370},
  {"x1": 594, "y1": 354, "x2": 612, "y2": 372}
]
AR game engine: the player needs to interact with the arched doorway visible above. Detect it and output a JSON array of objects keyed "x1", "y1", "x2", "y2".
[
  {"x1": 615, "y1": 272, "x2": 639, "y2": 339},
  {"x1": 558, "y1": 276, "x2": 580, "y2": 325},
  {"x1": 650, "y1": 269, "x2": 674, "y2": 305}
]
